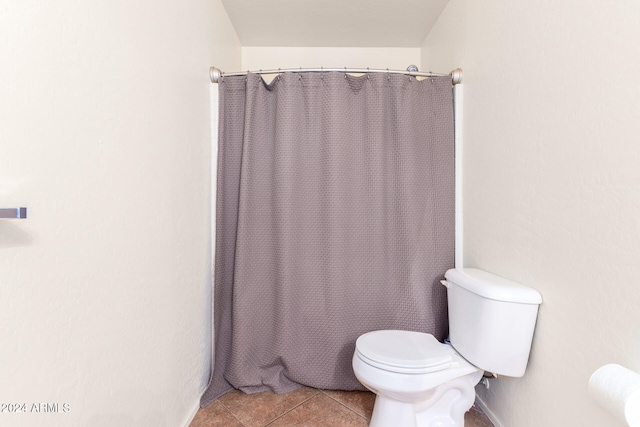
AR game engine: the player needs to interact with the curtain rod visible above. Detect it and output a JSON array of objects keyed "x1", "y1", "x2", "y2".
[{"x1": 209, "y1": 66, "x2": 462, "y2": 86}]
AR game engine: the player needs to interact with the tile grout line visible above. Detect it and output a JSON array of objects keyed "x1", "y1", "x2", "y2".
[
  {"x1": 261, "y1": 389, "x2": 322, "y2": 427},
  {"x1": 319, "y1": 390, "x2": 370, "y2": 422},
  {"x1": 215, "y1": 400, "x2": 247, "y2": 427},
  {"x1": 213, "y1": 388, "x2": 372, "y2": 427}
]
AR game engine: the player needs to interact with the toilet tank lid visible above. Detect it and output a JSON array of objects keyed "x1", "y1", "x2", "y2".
[{"x1": 444, "y1": 268, "x2": 542, "y2": 304}]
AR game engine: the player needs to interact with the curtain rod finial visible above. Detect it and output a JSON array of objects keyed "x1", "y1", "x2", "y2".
[
  {"x1": 210, "y1": 66, "x2": 222, "y2": 83},
  {"x1": 450, "y1": 68, "x2": 463, "y2": 85}
]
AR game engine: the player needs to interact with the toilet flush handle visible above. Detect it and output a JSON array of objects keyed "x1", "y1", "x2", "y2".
[{"x1": 440, "y1": 280, "x2": 450, "y2": 288}]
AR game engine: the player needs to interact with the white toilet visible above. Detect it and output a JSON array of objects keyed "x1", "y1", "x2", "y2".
[{"x1": 352, "y1": 268, "x2": 542, "y2": 427}]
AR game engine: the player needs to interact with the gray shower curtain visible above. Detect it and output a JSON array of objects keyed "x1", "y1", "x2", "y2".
[{"x1": 201, "y1": 71, "x2": 455, "y2": 406}]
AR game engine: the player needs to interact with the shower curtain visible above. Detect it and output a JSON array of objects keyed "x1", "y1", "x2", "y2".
[{"x1": 201, "y1": 71, "x2": 455, "y2": 406}]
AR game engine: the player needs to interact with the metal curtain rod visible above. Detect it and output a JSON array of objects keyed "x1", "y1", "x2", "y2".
[{"x1": 209, "y1": 66, "x2": 463, "y2": 85}]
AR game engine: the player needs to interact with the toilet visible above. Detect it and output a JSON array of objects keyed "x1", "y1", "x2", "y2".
[{"x1": 352, "y1": 268, "x2": 542, "y2": 427}]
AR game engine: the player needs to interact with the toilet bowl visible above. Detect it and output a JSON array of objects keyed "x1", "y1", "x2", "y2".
[
  {"x1": 352, "y1": 268, "x2": 543, "y2": 427},
  {"x1": 353, "y1": 330, "x2": 483, "y2": 427}
]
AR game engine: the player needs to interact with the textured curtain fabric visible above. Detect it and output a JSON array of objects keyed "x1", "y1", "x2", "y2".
[{"x1": 201, "y1": 71, "x2": 455, "y2": 406}]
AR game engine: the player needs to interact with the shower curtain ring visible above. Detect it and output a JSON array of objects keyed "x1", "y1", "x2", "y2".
[
  {"x1": 344, "y1": 66, "x2": 347, "y2": 79},
  {"x1": 386, "y1": 68, "x2": 390, "y2": 81},
  {"x1": 367, "y1": 67, "x2": 370, "y2": 80}
]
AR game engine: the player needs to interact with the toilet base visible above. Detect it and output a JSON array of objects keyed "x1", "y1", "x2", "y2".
[
  {"x1": 367, "y1": 371, "x2": 483, "y2": 427},
  {"x1": 370, "y1": 395, "x2": 419, "y2": 427}
]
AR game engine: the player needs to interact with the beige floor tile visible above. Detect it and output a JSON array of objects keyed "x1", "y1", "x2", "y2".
[
  {"x1": 218, "y1": 386, "x2": 319, "y2": 427},
  {"x1": 267, "y1": 393, "x2": 368, "y2": 427},
  {"x1": 190, "y1": 401, "x2": 243, "y2": 427},
  {"x1": 322, "y1": 389, "x2": 376, "y2": 420},
  {"x1": 191, "y1": 388, "x2": 494, "y2": 427}
]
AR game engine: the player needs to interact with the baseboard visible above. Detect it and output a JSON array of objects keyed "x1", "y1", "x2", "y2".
[
  {"x1": 474, "y1": 395, "x2": 504, "y2": 427},
  {"x1": 182, "y1": 400, "x2": 201, "y2": 427}
]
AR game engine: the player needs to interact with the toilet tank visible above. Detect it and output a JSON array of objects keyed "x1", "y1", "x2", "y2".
[{"x1": 443, "y1": 268, "x2": 542, "y2": 377}]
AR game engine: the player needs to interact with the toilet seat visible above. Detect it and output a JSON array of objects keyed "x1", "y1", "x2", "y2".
[{"x1": 355, "y1": 330, "x2": 452, "y2": 374}]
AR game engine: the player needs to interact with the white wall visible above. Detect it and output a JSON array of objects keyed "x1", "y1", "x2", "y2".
[
  {"x1": 242, "y1": 47, "x2": 421, "y2": 73},
  {"x1": 422, "y1": 1, "x2": 640, "y2": 426},
  {"x1": 0, "y1": 1, "x2": 240, "y2": 426}
]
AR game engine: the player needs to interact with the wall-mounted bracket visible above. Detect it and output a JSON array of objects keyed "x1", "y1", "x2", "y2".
[{"x1": 0, "y1": 207, "x2": 27, "y2": 219}]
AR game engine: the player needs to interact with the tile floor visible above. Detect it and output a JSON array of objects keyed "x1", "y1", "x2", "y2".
[{"x1": 190, "y1": 387, "x2": 493, "y2": 426}]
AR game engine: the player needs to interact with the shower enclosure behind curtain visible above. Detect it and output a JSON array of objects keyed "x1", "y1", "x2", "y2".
[{"x1": 201, "y1": 71, "x2": 455, "y2": 406}]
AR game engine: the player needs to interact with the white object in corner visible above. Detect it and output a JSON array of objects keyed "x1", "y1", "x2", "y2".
[{"x1": 589, "y1": 364, "x2": 640, "y2": 426}]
